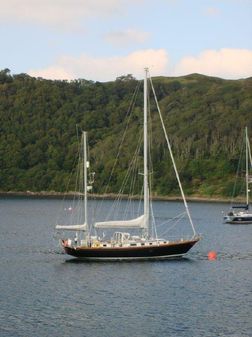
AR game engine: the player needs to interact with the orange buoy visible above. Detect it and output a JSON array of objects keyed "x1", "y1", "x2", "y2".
[{"x1": 208, "y1": 251, "x2": 217, "y2": 260}]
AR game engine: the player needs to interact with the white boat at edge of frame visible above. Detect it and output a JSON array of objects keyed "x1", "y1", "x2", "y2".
[{"x1": 224, "y1": 127, "x2": 252, "y2": 225}]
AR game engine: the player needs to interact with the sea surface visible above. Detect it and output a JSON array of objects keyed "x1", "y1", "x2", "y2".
[{"x1": 0, "y1": 197, "x2": 251, "y2": 337}]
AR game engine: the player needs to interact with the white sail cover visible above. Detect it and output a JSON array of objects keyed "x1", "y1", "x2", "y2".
[
  {"x1": 94, "y1": 214, "x2": 146, "y2": 229},
  {"x1": 55, "y1": 223, "x2": 87, "y2": 231}
]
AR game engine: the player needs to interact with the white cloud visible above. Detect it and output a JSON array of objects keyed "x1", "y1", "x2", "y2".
[
  {"x1": 0, "y1": 0, "x2": 126, "y2": 31},
  {"x1": 28, "y1": 48, "x2": 252, "y2": 82},
  {"x1": 29, "y1": 65, "x2": 71, "y2": 81},
  {"x1": 205, "y1": 7, "x2": 220, "y2": 16},
  {"x1": 105, "y1": 29, "x2": 151, "y2": 47},
  {"x1": 28, "y1": 49, "x2": 169, "y2": 81},
  {"x1": 173, "y1": 49, "x2": 252, "y2": 79}
]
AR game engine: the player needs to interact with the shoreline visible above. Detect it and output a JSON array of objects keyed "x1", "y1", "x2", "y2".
[{"x1": 0, "y1": 190, "x2": 235, "y2": 203}]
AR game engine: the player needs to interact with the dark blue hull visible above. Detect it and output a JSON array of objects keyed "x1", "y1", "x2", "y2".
[{"x1": 63, "y1": 238, "x2": 200, "y2": 260}]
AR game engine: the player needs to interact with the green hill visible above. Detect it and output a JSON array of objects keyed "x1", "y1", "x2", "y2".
[{"x1": 0, "y1": 68, "x2": 252, "y2": 198}]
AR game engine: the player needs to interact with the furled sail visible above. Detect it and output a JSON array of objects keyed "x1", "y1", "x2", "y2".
[
  {"x1": 55, "y1": 224, "x2": 87, "y2": 231},
  {"x1": 94, "y1": 214, "x2": 146, "y2": 229}
]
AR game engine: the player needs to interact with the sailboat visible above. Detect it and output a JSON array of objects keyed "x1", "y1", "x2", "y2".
[
  {"x1": 224, "y1": 127, "x2": 252, "y2": 224},
  {"x1": 56, "y1": 68, "x2": 200, "y2": 260}
]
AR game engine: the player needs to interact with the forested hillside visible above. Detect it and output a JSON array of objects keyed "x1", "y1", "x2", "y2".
[{"x1": 0, "y1": 68, "x2": 252, "y2": 198}]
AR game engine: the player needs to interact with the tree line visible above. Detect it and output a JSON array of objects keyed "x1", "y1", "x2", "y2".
[{"x1": 0, "y1": 68, "x2": 252, "y2": 198}]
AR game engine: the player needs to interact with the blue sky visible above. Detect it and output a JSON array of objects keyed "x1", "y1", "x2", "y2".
[{"x1": 1, "y1": 0, "x2": 252, "y2": 81}]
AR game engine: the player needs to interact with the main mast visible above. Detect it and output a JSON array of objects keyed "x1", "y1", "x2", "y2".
[
  {"x1": 143, "y1": 68, "x2": 149, "y2": 238},
  {"x1": 83, "y1": 131, "x2": 89, "y2": 236},
  {"x1": 245, "y1": 127, "x2": 249, "y2": 208}
]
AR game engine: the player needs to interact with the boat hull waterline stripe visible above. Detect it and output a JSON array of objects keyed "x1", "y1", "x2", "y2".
[{"x1": 66, "y1": 254, "x2": 185, "y2": 261}]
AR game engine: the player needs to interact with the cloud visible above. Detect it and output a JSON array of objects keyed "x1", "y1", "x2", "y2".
[
  {"x1": 105, "y1": 29, "x2": 151, "y2": 47},
  {"x1": 28, "y1": 48, "x2": 252, "y2": 82},
  {"x1": 28, "y1": 49, "x2": 169, "y2": 81},
  {"x1": 29, "y1": 66, "x2": 72, "y2": 81},
  {"x1": 205, "y1": 7, "x2": 220, "y2": 16},
  {"x1": 173, "y1": 49, "x2": 252, "y2": 79},
  {"x1": 0, "y1": 0, "x2": 126, "y2": 31}
]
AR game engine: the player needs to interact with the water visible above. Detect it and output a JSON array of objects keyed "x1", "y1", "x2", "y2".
[{"x1": 0, "y1": 197, "x2": 251, "y2": 337}]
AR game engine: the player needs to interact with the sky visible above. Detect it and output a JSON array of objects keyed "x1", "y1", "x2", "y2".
[{"x1": 1, "y1": 0, "x2": 252, "y2": 82}]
